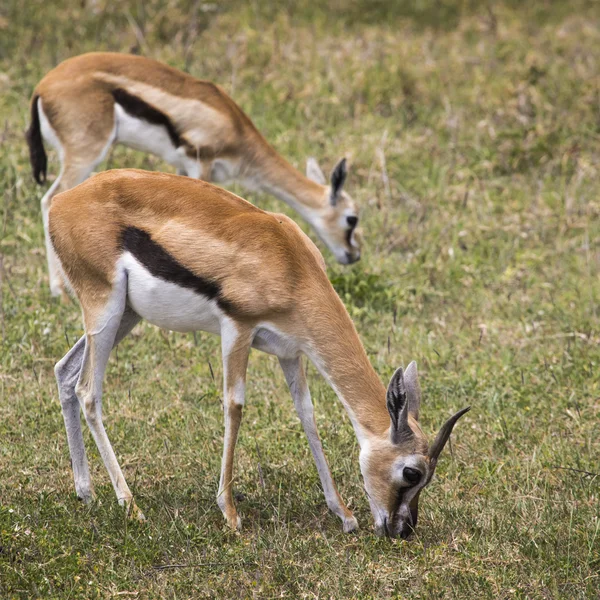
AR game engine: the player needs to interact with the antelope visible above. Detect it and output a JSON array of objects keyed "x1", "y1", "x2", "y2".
[
  {"x1": 49, "y1": 169, "x2": 469, "y2": 538},
  {"x1": 26, "y1": 52, "x2": 361, "y2": 298}
]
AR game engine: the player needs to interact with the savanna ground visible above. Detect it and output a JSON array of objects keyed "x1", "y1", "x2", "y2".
[{"x1": 1, "y1": 1, "x2": 599, "y2": 597}]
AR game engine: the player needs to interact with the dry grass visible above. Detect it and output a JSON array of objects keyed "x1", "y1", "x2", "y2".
[{"x1": 1, "y1": 1, "x2": 599, "y2": 597}]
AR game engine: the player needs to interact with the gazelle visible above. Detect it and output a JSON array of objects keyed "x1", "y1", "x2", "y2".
[
  {"x1": 27, "y1": 52, "x2": 361, "y2": 298},
  {"x1": 49, "y1": 169, "x2": 469, "y2": 538}
]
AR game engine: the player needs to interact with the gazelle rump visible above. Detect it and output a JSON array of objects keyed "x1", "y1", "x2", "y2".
[
  {"x1": 27, "y1": 52, "x2": 361, "y2": 297},
  {"x1": 49, "y1": 169, "x2": 468, "y2": 537}
]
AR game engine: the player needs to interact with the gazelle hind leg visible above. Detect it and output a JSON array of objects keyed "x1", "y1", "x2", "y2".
[
  {"x1": 55, "y1": 308, "x2": 140, "y2": 503},
  {"x1": 55, "y1": 336, "x2": 92, "y2": 501},
  {"x1": 217, "y1": 319, "x2": 253, "y2": 530},
  {"x1": 40, "y1": 171, "x2": 67, "y2": 298},
  {"x1": 75, "y1": 270, "x2": 145, "y2": 520},
  {"x1": 43, "y1": 159, "x2": 112, "y2": 297},
  {"x1": 38, "y1": 99, "x2": 116, "y2": 297},
  {"x1": 279, "y1": 357, "x2": 358, "y2": 532}
]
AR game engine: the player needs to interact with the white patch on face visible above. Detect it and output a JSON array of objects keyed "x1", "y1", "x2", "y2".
[
  {"x1": 210, "y1": 159, "x2": 238, "y2": 183},
  {"x1": 121, "y1": 253, "x2": 224, "y2": 334},
  {"x1": 339, "y1": 209, "x2": 360, "y2": 250},
  {"x1": 392, "y1": 455, "x2": 427, "y2": 486}
]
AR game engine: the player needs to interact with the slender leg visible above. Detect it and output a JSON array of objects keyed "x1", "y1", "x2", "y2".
[
  {"x1": 216, "y1": 320, "x2": 252, "y2": 530},
  {"x1": 279, "y1": 356, "x2": 358, "y2": 532},
  {"x1": 55, "y1": 308, "x2": 140, "y2": 504},
  {"x1": 40, "y1": 173, "x2": 66, "y2": 298},
  {"x1": 74, "y1": 271, "x2": 145, "y2": 519},
  {"x1": 55, "y1": 336, "x2": 92, "y2": 500}
]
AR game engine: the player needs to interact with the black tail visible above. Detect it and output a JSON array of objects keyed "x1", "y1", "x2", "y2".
[{"x1": 25, "y1": 95, "x2": 47, "y2": 185}]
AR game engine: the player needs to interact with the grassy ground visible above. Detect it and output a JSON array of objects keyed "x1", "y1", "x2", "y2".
[{"x1": 1, "y1": 1, "x2": 599, "y2": 597}]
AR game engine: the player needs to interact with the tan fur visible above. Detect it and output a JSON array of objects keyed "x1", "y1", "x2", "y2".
[
  {"x1": 33, "y1": 52, "x2": 361, "y2": 286},
  {"x1": 51, "y1": 170, "x2": 323, "y2": 319},
  {"x1": 363, "y1": 416, "x2": 429, "y2": 513},
  {"x1": 49, "y1": 170, "x2": 462, "y2": 536}
]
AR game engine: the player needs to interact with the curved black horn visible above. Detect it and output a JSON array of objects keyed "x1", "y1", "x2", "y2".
[{"x1": 429, "y1": 406, "x2": 471, "y2": 462}]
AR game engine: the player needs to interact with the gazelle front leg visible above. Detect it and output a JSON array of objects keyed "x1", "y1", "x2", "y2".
[
  {"x1": 279, "y1": 357, "x2": 358, "y2": 532},
  {"x1": 217, "y1": 320, "x2": 253, "y2": 530}
]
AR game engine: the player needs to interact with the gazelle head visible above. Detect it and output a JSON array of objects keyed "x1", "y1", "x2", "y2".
[
  {"x1": 306, "y1": 157, "x2": 361, "y2": 265},
  {"x1": 359, "y1": 362, "x2": 470, "y2": 539}
]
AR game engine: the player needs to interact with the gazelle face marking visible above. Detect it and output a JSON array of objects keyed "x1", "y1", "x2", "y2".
[
  {"x1": 48, "y1": 168, "x2": 468, "y2": 537},
  {"x1": 360, "y1": 362, "x2": 470, "y2": 539},
  {"x1": 359, "y1": 427, "x2": 430, "y2": 539},
  {"x1": 306, "y1": 157, "x2": 361, "y2": 264},
  {"x1": 321, "y1": 190, "x2": 361, "y2": 265}
]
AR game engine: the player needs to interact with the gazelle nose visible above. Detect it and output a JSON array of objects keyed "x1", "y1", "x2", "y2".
[
  {"x1": 398, "y1": 520, "x2": 417, "y2": 540},
  {"x1": 345, "y1": 251, "x2": 360, "y2": 264}
]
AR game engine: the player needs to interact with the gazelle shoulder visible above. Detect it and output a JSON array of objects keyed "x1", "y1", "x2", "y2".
[{"x1": 272, "y1": 213, "x2": 327, "y2": 273}]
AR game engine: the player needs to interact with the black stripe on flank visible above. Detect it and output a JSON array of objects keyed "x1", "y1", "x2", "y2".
[
  {"x1": 121, "y1": 227, "x2": 234, "y2": 313},
  {"x1": 112, "y1": 88, "x2": 182, "y2": 148}
]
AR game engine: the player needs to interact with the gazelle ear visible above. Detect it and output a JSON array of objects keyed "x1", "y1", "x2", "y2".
[
  {"x1": 387, "y1": 367, "x2": 412, "y2": 444},
  {"x1": 429, "y1": 406, "x2": 471, "y2": 465},
  {"x1": 330, "y1": 158, "x2": 347, "y2": 206},
  {"x1": 306, "y1": 157, "x2": 326, "y2": 185},
  {"x1": 404, "y1": 361, "x2": 421, "y2": 420}
]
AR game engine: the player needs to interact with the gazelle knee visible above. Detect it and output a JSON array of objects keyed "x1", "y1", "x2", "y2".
[
  {"x1": 54, "y1": 357, "x2": 67, "y2": 382},
  {"x1": 226, "y1": 402, "x2": 243, "y2": 427},
  {"x1": 77, "y1": 386, "x2": 99, "y2": 425},
  {"x1": 55, "y1": 359, "x2": 75, "y2": 401}
]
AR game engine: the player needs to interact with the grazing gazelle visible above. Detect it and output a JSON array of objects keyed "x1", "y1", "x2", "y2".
[
  {"x1": 27, "y1": 52, "x2": 361, "y2": 297},
  {"x1": 49, "y1": 169, "x2": 468, "y2": 538}
]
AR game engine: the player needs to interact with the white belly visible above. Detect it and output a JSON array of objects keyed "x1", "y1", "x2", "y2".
[
  {"x1": 113, "y1": 104, "x2": 202, "y2": 178},
  {"x1": 119, "y1": 254, "x2": 302, "y2": 359},
  {"x1": 121, "y1": 253, "x2": 222, "y2": 334}
]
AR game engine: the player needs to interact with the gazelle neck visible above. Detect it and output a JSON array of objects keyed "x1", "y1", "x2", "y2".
[
  {"x1": 302, "y1": 288, "x2": 390, "y2": 447},
  {"x1": 245, "y1": 142, "x2": 328, "y2": 220}
]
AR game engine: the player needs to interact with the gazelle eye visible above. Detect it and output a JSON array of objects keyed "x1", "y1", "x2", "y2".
[
  {"x1": 403, "y1": 467, "x2": 421, "y2": 484},
  {"x1": 346, "y1": 216, "x2": 358, "y2": 227}
]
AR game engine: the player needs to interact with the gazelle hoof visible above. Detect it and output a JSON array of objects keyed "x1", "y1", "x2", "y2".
[
  {"x1": 343, "y1": 515, "x2": 359, "y2": 533},
  {"x1": 226, "y1": 513, "x2": 242, "y2": 531},
  {"x1": 76, "y1": 485, "x2": 95, "y2": 504},
  {"x1": 128, "y1": 502, "x2": 146, "y2": 523}
]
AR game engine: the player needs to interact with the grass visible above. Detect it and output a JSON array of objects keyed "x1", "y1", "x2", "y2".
[{"x1": 1, "y1": 0, "x2": 599, "y2": 597}]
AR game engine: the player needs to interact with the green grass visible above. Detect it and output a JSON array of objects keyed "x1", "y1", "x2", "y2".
[{"x1": 1, "y1": 0, "x2": 599, "y2": 597}]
